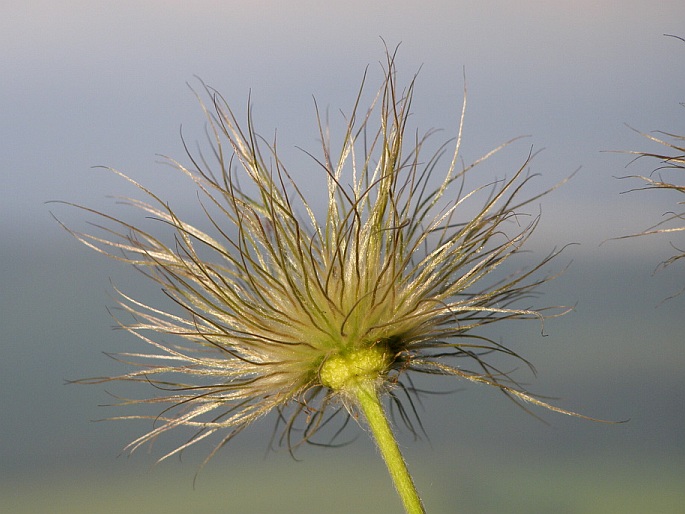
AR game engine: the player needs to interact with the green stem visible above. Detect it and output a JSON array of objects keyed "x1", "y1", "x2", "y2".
[{"x1": 353, "y1": 381, "x2": 426, "y2": 514}]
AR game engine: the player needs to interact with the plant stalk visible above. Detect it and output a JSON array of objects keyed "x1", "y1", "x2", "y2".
[{"x1": 353, "y1": 381, "x2": 426, "y2": 514}]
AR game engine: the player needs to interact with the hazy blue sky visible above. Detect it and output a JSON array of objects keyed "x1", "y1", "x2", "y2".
[
  {"x1": 3, "y1": 0, "x2": 685, "y2": 251},
  {"x1": 2, "y1": 2, "x2": 684, "y2": 513}
]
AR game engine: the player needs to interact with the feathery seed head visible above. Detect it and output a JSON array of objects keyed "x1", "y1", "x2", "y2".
[
  {"x1": 58, "y1": 51, "x2": 582, "y2": 464},
  {"x1": 620, "y1": 125, "x2": 685, "y2": 298}
]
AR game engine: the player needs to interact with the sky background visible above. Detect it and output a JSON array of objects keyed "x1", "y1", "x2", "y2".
[{"x1": 2, "y1": 1, "x2": 684, "y2": 513}]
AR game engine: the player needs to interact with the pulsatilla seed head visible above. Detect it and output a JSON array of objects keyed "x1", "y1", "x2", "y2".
[{"x1": 56, "y1": 49, "x2": 594, "y2": 466}]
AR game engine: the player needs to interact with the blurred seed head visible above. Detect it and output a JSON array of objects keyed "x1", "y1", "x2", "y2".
[{"x1": 619, "y1": 124, "x2": 685, "y2": 298}]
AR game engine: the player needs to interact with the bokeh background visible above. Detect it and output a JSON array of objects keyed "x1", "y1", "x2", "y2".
[{"x1": 2, "y1": 1, "x2": 684, "y2": 513}]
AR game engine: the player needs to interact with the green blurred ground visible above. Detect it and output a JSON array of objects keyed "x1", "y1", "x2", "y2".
[{"x1": 3, "y1": 448, "x2": 684, "y2": 514}]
